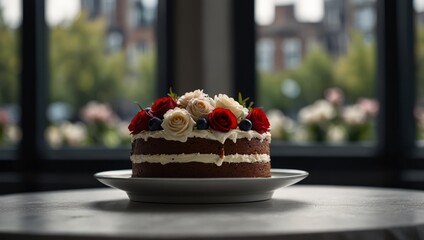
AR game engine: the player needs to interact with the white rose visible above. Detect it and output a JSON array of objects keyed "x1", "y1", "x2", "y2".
[
  {"x1": 186, "y1": 98, "x2": 214, "y2": 121},
  {"x1": 214, "y1": 94, "x2": 247, "y2": 121},
  {"x1": 177, "y1": 89, "x2": 209, "y2": 108},
  {"x1": 342, "y1": 105, "x2": 366, "y2": 125},
  {"x1": 161, "y1": 108, "x2": 195, "y2": 140},
  {"x1": 299, "y1": 100, "x2": 335, "y2": 124}
]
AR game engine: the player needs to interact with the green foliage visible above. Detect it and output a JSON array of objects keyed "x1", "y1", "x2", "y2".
[
  {"x1": 125, "y1": 50, "x2": 156, "y2": 107},
  {"x1": 168, "y1": 87, "x2": 178, "y2": 101},
  {"x1": 259, "y1": 32, "x2": 376, "y2": 114},
  {"x1": 335, "y1": 31, "x2": 376, "y2": 102},
  {"x1": 416, "y1": 25, "x2": 424, "y2": 103},
  {"x1": 49, "y1": 12, "x2": 125, "y2": 111},
  {"x1": 288, "y1": 46, "x2": 335, "y2": 105},
  {"x1": 0, "y1": 6, "x2": 19, "y2": 104},
  {"x1": 258, "y1": 45, "x2": 335, "y2": 112}
]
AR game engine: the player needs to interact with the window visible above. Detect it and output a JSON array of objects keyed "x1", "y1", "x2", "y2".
[
  {"x1": 0, "y1": 0, "x2": 21, "y2": 152},
  {"x1": 256, "y1": 0, "x2": 377, "y2": 144},
  {"x1": 282, "y1": 38, "x2": 301, "y2": 69},
  {"x1": 256, "y1": 38, "x2": 275, "y2": 72},
  {"x1": 416, "y1": 0, "x2": 424, "y2": 144},
  {"x1": 46, "y1": 0, "x2": 158, "y2": 150},
  {"x1": 0, "y1": 0, "x2": 422, "y2": 193}
]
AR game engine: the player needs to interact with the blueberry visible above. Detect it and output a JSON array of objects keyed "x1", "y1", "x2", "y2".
[
  {"x1": 149, "y1": 117, "x2": 163, "y2": 131},
  {"x1": 144, "y1": 107, "x2": 151, "y2": 112},
  {"x1": 196, "y1": 118, "x2": 209, "y2": 130},
  {"x1": 239, "y1": 119, "x2": 252, "y2": 131}
]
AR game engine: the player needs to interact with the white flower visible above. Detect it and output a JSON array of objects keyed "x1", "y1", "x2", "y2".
[
  {"x1": 313, "y1": 100, "x2": 336, "y2": 122},
  {"x1": 342, "y1": 105, "x2": 366, "y2": 125},
  {"x1": 292, "y1": 126, "x2": 310, "y2": 142},
  {"x1": 214, "y1": 94, "x2": 247, "y2": 121},
  {"x1": 117, "y1": 121, "x2": 132, "y2": 141},
  {"x1": 46, "y1": 125, "x2": 63, "y2": 148},
  {"x1": 61, "y1": 122, "x2": 87, "y2": 146},
  {"x1": 80, "y1": 101, "x2": 117, "y2": 124},
  {"x1": 5, "y1": 124, "x2": 21, "y2": 143},
  {"x1": 161, "y1": 108, "x2": 195, "y2": 140},
  {"x1": 327, "y1": 125, "x2": 347, "y2": 143},
  {"x1": 299, "y1": 100, "x2": 335, "y2": 125},
  {"x1": 177, "y1": 89, "x2": 210, "y2": 108},
  {"x1": 186, "y1": 98, "x2": 214, "y2": 121},
  {"x1": 267, "y1": 109, "x2": 294, "y2": 139}
]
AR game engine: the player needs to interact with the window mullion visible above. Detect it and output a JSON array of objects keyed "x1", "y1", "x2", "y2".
[
  {"x1": 19, "y1": 0, "x2": 48, "y2": 190},
  {"x1": 376, "y1": 0, "x2": 415, "y2": 183}
]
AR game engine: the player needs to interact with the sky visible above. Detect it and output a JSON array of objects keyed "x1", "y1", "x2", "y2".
[
  {"x1": 1, "y1": 0, "x2": 424, "y2": 28},
  {"x1": 0, "y1": 0, "x2": 157, "y2": 28}
]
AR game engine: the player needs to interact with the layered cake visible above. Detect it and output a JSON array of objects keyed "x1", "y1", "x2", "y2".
[{"x1": 128, "y1": 89, "x2": 271, "y2": 178}]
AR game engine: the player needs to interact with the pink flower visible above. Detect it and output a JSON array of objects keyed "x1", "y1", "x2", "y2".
[
  {"x1": 0, "y1": 110, "x2": 9, "y2": 126},
  {"x1": 325, "y1": 88, "x2": 344, "y2": 105},
  {"x1": 358, "y1": 98, "x2": 379, "y2": 117}
]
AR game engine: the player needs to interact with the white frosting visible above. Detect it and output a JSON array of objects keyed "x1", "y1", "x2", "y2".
[
  {"x1": 132, "y1": 129, "x2": 271, "y2": 144},
  {"x1": 130, "y1": 153, "x2": 270, "y2": 166}
]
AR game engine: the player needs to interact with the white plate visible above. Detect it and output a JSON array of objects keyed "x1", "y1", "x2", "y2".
[{"x1": 95, "y1": 169, "x2": 308, "y2": 203}]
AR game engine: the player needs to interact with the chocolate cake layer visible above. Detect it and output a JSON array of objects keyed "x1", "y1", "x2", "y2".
[
  {"x1": 131, "y1": 137, "x2": 270, "y2": 156},
  {"x1": 132, "y1": 162, "x2": 271, "y2": 178}
]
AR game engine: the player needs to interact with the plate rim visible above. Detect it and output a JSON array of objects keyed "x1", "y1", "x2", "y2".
[{"x1": 94, "y1": 168, "x2": 309, "y2": 182}]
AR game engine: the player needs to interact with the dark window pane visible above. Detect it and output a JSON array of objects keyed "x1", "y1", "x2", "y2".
[
  {"x1": 415, "y1": 0, "x2": 424, "y2": 142},
  {"x1": 255, "y1": 0, "x2": 378, "y2": 143},
  {"x1": 46, "y1": 0, "x2": 157, "y2": 148},
  {"x1": 0, "y1": 0, "x2": 21, "y2": 149}
]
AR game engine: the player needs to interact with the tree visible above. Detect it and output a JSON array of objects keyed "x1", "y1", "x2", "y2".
[
  {"x1": 334, "y1": 31, "x2": 376, "y2": 103},
  {"x1": 49, "y1": 12, "x2": 125, "y2": 112},
  {"x1": 416, "y1": 24, "x2": 424, "y2": 104},
  {"x1": 287, "y1": 46, "x2": 335, "y2": 106},
  {"x1": 258, "y1": 45, "x2": 335, "y2": 115},
  {"x1": 0, "y1": 6, "x2": 19, "y2": 104},
  {"x1": 125, "y1": 50, "x2": 156, "y2": 108}
]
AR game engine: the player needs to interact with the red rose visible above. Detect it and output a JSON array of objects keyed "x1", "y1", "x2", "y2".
[
  {"x1": 247, "y1": 108, "x2": 270, "y2": 134},
  {"x1": 208, "y1": 108, "x2": 237, "y2": 132},
  {"x1": 150, "y1": 97, "x2": 177, "y2": 118},
  {"x1": 128, "y1": 109, "x2": 151, "y2": 134}
]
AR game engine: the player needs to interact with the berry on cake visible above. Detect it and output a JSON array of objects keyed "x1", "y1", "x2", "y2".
[{"x1": 128, "y1": 89, "x2": 271, "y2": 178}]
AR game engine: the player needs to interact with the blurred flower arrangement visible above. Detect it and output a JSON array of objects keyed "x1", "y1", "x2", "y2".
[
  {"x1": 268, "y1": 88, "x2": 379, "y2": 143},
  {"x1": 0, "y1": 109, "x2": 21, "y2": 145},
  {"x1": 45, "y1": 101, "x2": 131, "y2": 148}
]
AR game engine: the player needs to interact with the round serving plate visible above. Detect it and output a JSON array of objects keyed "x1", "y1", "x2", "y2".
[{"x1": 95, "y1": 169, "x2": 308, "y2": 203}]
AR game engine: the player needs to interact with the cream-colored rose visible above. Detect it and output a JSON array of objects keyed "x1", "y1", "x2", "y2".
[
  {"x1": 214, "y1": 94, "x2": 247, "y2": 121},
  {"x1": 161, "y1": 108, "x2": 195, "y2": 140},
  {"x1": 177, "y1": 89, "x2": 209, "y2": 108},
  {"x1": 186, "y1": 98, "x2": 214, "y2": 120}
]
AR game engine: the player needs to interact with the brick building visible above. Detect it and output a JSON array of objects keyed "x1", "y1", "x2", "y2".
[
  {"x1": 81, "y1": 0, "x2": 156, "y2": 62},
  {"x1": 257, "y1": 0, "x2": 376, "y2": 72}
]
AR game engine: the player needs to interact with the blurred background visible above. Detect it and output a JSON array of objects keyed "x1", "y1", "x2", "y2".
[{"x1": 0, "y1": 0, "x2": 423, "y2": 193}]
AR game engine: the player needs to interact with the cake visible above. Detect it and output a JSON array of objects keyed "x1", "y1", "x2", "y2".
[{"x1": 128, "y1": 89, "x2": 271, "y2": 178}]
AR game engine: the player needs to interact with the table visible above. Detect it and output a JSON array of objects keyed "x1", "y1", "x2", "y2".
[{"x1": 0, "y1": 185, "x2": 424, "y2": 240}]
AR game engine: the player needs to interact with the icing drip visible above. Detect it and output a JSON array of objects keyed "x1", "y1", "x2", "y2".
[
  {"x1": 130, "y1": 153, "x2": 270, "y2": 166},
  {"x1": 132, "y1": 129, "x2": 271, "y2": 144}
]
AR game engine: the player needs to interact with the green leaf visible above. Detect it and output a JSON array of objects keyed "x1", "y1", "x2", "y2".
[
  {"x1": 237, "y1": 92, "x2": 254, "y2": 109},
  {"x1": 134, "y1": 102, "x2": 143, "y2": 111},
  {"x1": 168, "y1": 87, "x2": 178, "y2": 100}
]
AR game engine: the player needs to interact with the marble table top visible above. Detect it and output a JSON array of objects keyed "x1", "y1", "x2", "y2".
[{"x1": 1, "y1": 185, "x2": 424, "y2": 239}]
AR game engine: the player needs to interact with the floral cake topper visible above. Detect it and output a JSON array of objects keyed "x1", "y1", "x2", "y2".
[{"x1": 128, "y1": 89, "x2": 270, "y2": 135}]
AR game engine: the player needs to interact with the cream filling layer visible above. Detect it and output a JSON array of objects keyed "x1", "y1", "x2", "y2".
[
  {"x1": 132, "y1": 129, "x2": 271, "y2": 144},
  {"x1": 130, "y1": 153, "x2": 270, "y2": 166}
]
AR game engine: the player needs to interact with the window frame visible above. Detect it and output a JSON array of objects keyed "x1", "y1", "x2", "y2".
[
  {"x1": 0, "y1": 0, "x2": 422, "y2": 192},
  {"x1": 232, "y1": 0, "x2": 420, "y2": 186},
  {"x1": 0, "y1": 0, "x2": 173, "y2": 192}
]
